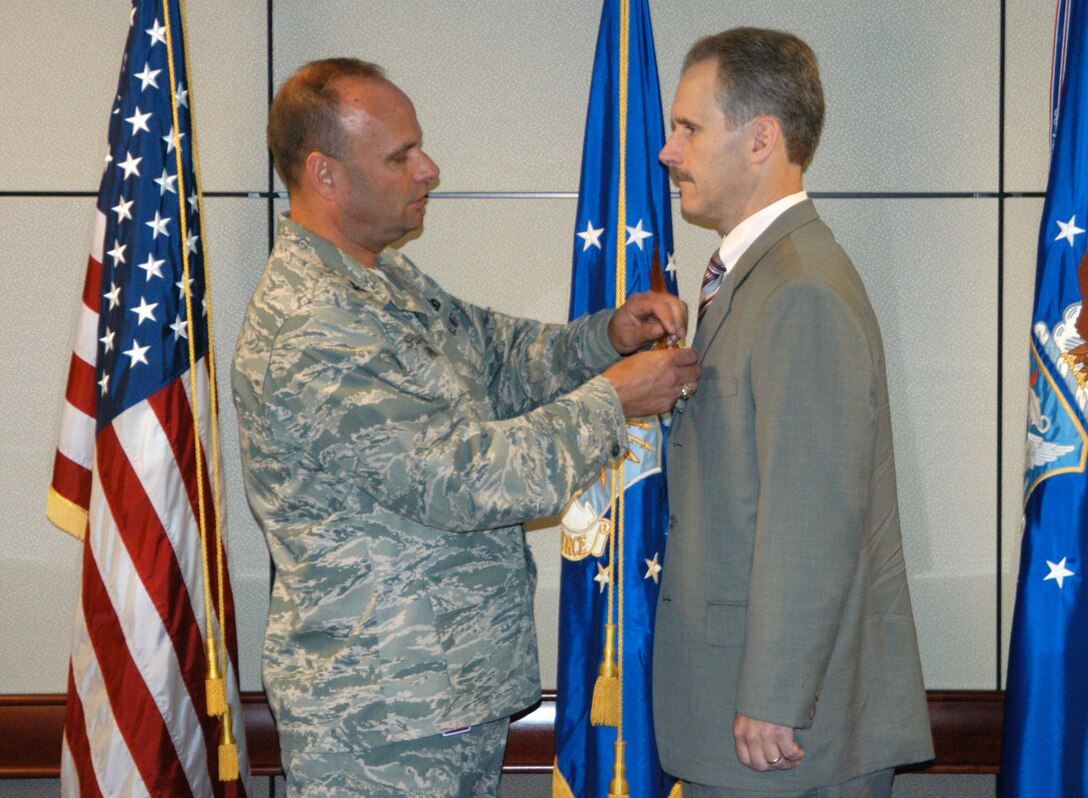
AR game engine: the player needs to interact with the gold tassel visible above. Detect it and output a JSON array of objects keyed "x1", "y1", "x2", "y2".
[
  {"x1": 205, "y1": 634, "x2": 226, "y2": 717},
  {"x1": 218, "y1": 704, "x2": 240, "y2": 781},
  {"x1": 590, "y1": 623, "x2": 620, "y2": 727},
  {"x1": 551, "y1": 757, "x2": 577, "y2": 798},
  {"x1": 608, "y1": 739, "x2": 629, "y2": 797}
]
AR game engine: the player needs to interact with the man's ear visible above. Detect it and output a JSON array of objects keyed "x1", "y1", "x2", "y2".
[
  {"x1": 749, "y1": 116, "x2": 781, "y2": 165},
  {"x1": 303, "y1": 151, "x2": 338, "y2": 198}
]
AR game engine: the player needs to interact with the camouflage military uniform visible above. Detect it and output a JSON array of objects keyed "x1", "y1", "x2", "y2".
[
  {"x1": 232, "y1": 216, "x2": 627, "y2": 774},
  {"x1": 285, "y1": 718, "x2": 509, "y2": 797}
]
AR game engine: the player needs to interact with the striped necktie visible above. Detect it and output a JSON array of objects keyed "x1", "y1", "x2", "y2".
[{"x1": 697, "y1": 249, "x2": 726, "y2": 323}]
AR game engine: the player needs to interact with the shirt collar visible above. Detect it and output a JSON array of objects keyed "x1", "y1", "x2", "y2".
[{"x1": 717, "y1": 191, "x2": 808, "y2": 273}]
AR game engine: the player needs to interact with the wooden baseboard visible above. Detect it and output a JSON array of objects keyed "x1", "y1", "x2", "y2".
[{"x1": 0, "y1": 689, "x2": 1002, "y2": 779}]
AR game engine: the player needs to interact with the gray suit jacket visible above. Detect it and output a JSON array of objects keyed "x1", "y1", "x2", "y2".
[{"x1": 653, "y1": 201, "x2": 933, "y2": 790}]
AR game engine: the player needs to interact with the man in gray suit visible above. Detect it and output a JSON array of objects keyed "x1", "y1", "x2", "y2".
[{"x1": 652, "y1": 29, "x2": 933, "y2": 797}]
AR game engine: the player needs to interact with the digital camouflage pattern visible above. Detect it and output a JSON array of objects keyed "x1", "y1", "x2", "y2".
[
  {"x1": 284, "y1": 718, "x2": 509, "y2": 796},
  {"x1": 232, "y1": 216, "x2": 627, "y2": 756}
]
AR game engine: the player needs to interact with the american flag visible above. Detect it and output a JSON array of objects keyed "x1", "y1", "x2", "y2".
[{"x1": 47, "y1": 1, "x2": 251, "y2": 795}]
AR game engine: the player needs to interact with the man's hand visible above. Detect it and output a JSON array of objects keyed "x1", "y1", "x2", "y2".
[
  {"x1": 608, "y1": 292, "x2": 688, "y2": 354},
  {"x1": 733, "y1": 713, "x2": 805, "y2": 772},
  {"x1": 603, "y1": 347, "x2": 700, "y2": 417}
]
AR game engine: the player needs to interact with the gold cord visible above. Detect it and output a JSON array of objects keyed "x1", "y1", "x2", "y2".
[{"x1": 162, "y1": 0, "x2": 234, "y2": 779}]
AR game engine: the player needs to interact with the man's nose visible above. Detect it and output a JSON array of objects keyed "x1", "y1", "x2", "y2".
[
  {"x1": 419, "y1": 152, "x2": 440, "y2": 183},
  {"x1": 659, "y1": 135, "x2": 679, "y2": 166}
]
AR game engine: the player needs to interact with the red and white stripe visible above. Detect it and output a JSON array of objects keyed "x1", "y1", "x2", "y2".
[
  {"x1": 49, "y1": 212, "x2": 108, "y2": 528},
  {"x1": 52, "y1": 215, "x2": 251, "y2": 797}
]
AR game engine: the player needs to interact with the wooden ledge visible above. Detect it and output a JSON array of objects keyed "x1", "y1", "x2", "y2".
[{"x1": 0, "y1": 690, "x2": 1002, "y2": 779}]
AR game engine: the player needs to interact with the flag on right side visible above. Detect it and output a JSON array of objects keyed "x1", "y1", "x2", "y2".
[{"x1": 1001, "y1": 1, "x2": 1088, "y2": 794}]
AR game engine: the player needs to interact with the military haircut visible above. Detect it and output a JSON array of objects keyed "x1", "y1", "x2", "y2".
[
  {"x1": 684, "y1": 27, "x2": 825, "y2": 172},
  {"x1": 268, "y1": 57, "x2": 386, "y2": 189}
]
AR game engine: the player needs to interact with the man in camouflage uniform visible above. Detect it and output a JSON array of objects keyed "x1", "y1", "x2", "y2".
[{"x1": 232, "y1": 58, "x2": 700, "y2": 797}]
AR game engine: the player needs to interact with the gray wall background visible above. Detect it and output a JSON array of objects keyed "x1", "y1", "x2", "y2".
[{"x1": 0, "y1": 1, "x2": 1050, "y2": 795}]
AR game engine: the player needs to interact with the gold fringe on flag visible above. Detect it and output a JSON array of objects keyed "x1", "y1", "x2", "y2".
[{"x1": 552, "y1": 757, "x2": 577, "y2": 798}]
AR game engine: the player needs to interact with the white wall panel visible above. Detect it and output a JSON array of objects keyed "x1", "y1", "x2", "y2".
[
  {"x1": 273, "y1": 0, "x2": 997, "y2": 194},
  {"x1": 1005, "y1": 0, "x2": 1057, "y2": 192},
  {"x1": 0, "y1": 197, "x2": 98, "y2": 690},
  {"x1": 653, "y1": 0, "x2": 1000, "y2": 194},
  {"x1": 1000, "y1": 197, "x2": 1044, "y2": 686},
  {"x1": 821, "y1": 198, "x2": 999, "y2": 688},
  {"x1": 181, "y1": 2, "x2": 269, "y2": 192},
  {"x1": 272, "y1": 0, "x2": 599, "y2": 195},
  {"x1": 0, "y1": 2, "x2": 130, "y2": 190},
  {"x1": 0, "y1": 1, "x2": 267, "y2": 193}
]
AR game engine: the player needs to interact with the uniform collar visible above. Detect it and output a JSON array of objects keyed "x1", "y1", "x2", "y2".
[{"x1": 278, "y1": 214, "x2": 431, "y2": 316}]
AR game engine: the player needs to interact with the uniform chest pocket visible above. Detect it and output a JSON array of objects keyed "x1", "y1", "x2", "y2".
[{"x1": 398, "y1": 332, "x2": 472, "y2": 403}]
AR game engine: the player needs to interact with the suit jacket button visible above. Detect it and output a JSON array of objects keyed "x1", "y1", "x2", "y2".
[{"x1": 610, "y1": 443, "x2": 622, "y2": 457}]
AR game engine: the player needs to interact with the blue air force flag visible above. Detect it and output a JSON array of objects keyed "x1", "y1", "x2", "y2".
[
  {"x1": 554, "y1": 1, "x2": 679, "y2": 796},
  {"x1": 1000, "y1": 1, "x2": 1088, "y2": 795}
]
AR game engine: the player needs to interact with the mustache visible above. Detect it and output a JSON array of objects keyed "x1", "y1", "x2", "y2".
[{"x1": 669, "y1": 170, "x2": 693, "y2": 183}]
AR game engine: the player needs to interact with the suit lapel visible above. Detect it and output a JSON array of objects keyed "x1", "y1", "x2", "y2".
[{"x1": 694, "y1": 200, "x2": 820, "y2": 361}]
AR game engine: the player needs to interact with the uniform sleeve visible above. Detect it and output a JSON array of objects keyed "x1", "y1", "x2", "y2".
[
  {"x1": 735, "y1": 278, "x2": 876, "y2": 728},
  {"x1": 466, "y1": 302, "x2": 622, "y2": 418},
  {"x1": 263, "y1": 304, "x2": 628, "y2": 533}
]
